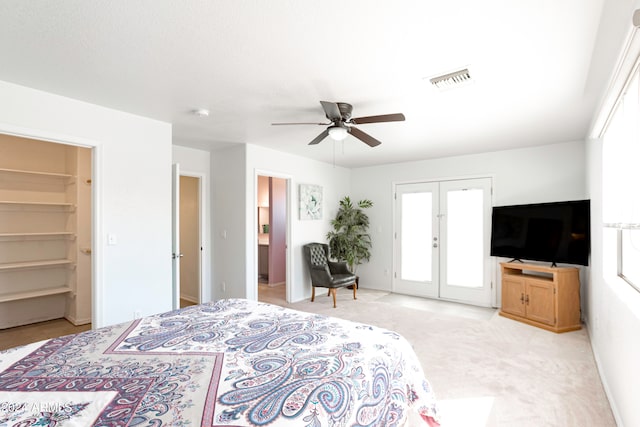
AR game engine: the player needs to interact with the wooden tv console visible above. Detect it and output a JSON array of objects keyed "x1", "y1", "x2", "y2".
[{"x1": 499, "y1": 262, "x2": 581, "y2": 333}]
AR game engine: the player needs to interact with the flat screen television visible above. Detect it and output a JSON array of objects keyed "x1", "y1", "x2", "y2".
[{"x1": 490, "y1": 200, "x2": 590, "y2": 266}]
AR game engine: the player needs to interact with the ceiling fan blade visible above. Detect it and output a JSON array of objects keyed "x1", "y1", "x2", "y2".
[
  {"x1": 308, "y1": 129, "x2": 330, "y2": 145},
  {"x1": 271, "y1": 122, "x2": 329, "y2": 125},
  {"x1": 350, "y1": 113, "x2": 405, "y2": 125},
  {"x1": 320, "y1": 101, "x2": 342, "y2": 121},
  {"x1": 349, "y1": 127, "x2": 382, "y2": 147}
]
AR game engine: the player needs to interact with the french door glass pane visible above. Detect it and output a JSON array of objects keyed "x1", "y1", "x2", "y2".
[
  {"x1": 401, "y1": 192, "x2": 432, "y2": 282},
  {"x1": 447, "y1": 189, "x2": 483, "y2": 287}
]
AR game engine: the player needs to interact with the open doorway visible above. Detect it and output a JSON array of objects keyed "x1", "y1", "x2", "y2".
[
  {"x1": 171, "y1": 164, "x2": 204, "y2": 310},
  {"x1": 179, "y1": 175, "x2": 201, "y2": 308},
  {"x1": 257, "y1": 175, "x2": 287, "y2": 305}
]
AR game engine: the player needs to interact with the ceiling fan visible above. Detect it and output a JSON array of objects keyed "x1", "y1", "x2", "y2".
[{"x1": 272, "y1": 101, "x2": 405, "y2": 147}]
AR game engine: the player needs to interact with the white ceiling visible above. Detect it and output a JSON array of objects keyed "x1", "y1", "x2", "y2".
[{"x1": 0, "y1": 0, "x2": 624, "y2": 168}]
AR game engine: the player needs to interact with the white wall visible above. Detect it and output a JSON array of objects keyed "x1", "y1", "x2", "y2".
[
  {"x1": 211, "y1": 144, "x2": 350, "y2": 303},
  {"x1": 582, "y1": 1, "x2": 640, "y2": 424},
  {"x1": 212, "y1": 145, "x2": 247, "y2": 300},
  {"x1": 0, "y1": 80, "x2": 173, "y2": 328},
  {"x1": 245, "y1": 144, "x2": 351, "y2": 303},
  {"x1": 586, "y1": 133, "x2": 640, "y2": 427},
  {"x1": 172, "y1": 145, "x2": 212, "y2": 302},
  {"x1": 350, "y1": 141, "x2": 587, "y2": 294}
]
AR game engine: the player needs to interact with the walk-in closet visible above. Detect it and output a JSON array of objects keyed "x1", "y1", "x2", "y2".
[{"x1": 0, "y1": 134, "x2": 92, "y2": 329}]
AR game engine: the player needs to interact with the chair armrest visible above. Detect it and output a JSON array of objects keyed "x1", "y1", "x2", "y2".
[
  {"x1": 309, "y1": 264, "x2": 333, "y2": 284},
  {"x1": 328, "y1": 261, "x2": 353, "y2": 275}
]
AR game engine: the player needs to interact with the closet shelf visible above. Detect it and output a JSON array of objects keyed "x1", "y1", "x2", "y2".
[
  {"x1": 0, "y1": 286, "x2": 72, "y2": 303},
  {"x1": 0, "y1": 167, "x2": 74, "y2": 179},
  {"x1": 0, "y1": 141, "x2": 89, "y2": 330},
  {"x1": 0, "y1": 232, "x2": 74, "y2": 236},
  {"x1": 0, "y1": 259, "x2": 74, "y2": 271},
  {"x1": 0, "y1": 201, "x2": 75, "y2": 211},
  {"x1": 0, "y1": 200, "x2": 74, "y2": 206},
  {"x1": 0, "y1": 232, "x2": 75, "y2": 242}
]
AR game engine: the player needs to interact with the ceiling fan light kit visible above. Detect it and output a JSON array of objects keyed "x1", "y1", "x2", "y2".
[
  {"x1": 328, "y1": 124, "x2": 348, "y2": 141},
  {"x1": 272, "y1": 101, "x2": 405, "y2": 147}
]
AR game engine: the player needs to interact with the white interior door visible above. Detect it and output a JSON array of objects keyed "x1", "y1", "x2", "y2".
[
  {"x1": 394, "y1": 182, "x2": 440, "y2": 298},
  {"x1": 394, "y1": 178, "x2": 493, "y2": 306},
  {"x1": 171, "y1": 163, "x2": 181, "y2": 310}
]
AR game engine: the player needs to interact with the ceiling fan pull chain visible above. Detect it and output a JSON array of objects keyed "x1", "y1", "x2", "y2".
[{"x1": 333, "y1": 140, "x2": 336, "y2": 168}]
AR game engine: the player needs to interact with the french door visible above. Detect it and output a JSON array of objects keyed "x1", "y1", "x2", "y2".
[{"x1": 393, "y1": 177, "x2": 493, "y2": 306}]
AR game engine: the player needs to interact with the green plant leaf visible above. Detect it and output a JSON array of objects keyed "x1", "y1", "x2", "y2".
[{"x1": 326, "y1": 196, "x2": 373, "y2": 271}]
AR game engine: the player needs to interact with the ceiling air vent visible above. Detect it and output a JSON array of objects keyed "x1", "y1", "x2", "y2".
[{"x1": 429, "y1": 68, "x2": 472, "y2": 89}]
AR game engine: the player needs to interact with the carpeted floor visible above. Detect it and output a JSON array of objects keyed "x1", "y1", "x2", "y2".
[
  {"x1": 2, "y1": 288, "x2": 616, "y2": 426},
  {"x1": 270, "y1": 288, "x2": 616, "y2": 427}
]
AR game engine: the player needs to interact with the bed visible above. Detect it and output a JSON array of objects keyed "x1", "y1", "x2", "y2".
[{"x1": 0, "y1": 298, "x2": 440, "y2": 426}]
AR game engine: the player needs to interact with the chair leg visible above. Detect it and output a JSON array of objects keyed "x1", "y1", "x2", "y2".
[
  {"x1": 327, "y1": 289, "x2": 331, "y2": 297},
  {"x1": 353, "y1": 283, "x2": 357, "y2": 300},
  {"x1": 311, "y1": 286, "x2": 316, "y2": 302},
  {"x1": 331, "y1": 288, "x2": 337, "y2": 308}
]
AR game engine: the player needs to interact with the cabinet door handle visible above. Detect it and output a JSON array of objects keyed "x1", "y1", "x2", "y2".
[
  {"x1": 525, "y1": 295, "x2": 530, "y2": 305},
  {"x1": 520, "y1": 293, "x2": 525, "y2": 304}
]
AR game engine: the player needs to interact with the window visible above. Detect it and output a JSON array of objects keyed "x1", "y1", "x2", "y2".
[
  {"x1": 602, "y1": 63, "x2": 640, "y2": 293},
  {"x1": 620, "y1": 229, "x2": 640, "y2": 289}
]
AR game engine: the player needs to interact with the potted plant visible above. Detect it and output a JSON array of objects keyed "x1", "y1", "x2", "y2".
[{"x1": 326, "y1": 196, "x2": 373, "y2": 274}]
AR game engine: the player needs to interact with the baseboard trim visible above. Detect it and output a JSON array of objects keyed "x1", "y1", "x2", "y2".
[
  {"x1": 585, "y1": 320, "x2": 624, "y2": 427},
  {"x1": 266, "y1": 281, "x2": 285, "y2": 288},
  {"x1": 180, "y1": 295, "x2": 199, "y2": 304},
  {"x1": 65, "y1": 315, "x2": 91, "y2": 326}
]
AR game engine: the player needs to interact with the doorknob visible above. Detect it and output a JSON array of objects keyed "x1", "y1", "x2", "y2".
[
  {"x1": 433, "y1": 243, "x2": 438, "y2": 248},
  {"x1": 172, "y1": 253, "x2": 184, "y2": 259}
]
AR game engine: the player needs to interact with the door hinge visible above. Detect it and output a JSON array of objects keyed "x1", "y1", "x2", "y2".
[
  {"x1": 554, "y1": 288, "x2": 556, "y2": 294},
  {"x1": 394, "y1": 272, "x2": 397, "y2": 278},
  {"x1": 491, "y1": 281, "x2": 493, "y2": 289},
  {"x1": 394, "y1": 192, "x2": 397, "y2": 200}
]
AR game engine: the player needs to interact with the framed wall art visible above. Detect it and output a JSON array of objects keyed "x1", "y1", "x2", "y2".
[{"x1": 299, "y1": 184, "x2": 323, "y2": 220}]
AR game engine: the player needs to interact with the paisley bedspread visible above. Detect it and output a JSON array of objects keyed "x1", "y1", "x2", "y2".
[{"x1": 0, "y1": 299, "x2": 440, "y2": 426}]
